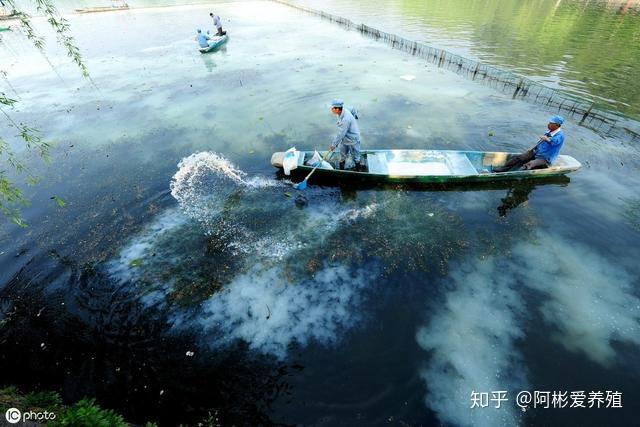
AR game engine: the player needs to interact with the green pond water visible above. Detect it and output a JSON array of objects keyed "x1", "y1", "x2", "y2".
[
  {"x1": 1, "y1": 1, "x2": 639, "y2": 426},
  {"x1": 290, "y1": 0, "x2": 640, "y2": 119}
]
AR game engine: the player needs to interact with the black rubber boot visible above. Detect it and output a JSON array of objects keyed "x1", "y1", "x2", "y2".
[
  {"x1": 339, "y1": 161, "x2": 345, "y2": 170},
  {"x1": 354, "y1": 162, "x2": 362, "y2": 172}
]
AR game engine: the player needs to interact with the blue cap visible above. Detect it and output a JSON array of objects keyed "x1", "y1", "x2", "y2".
[
  {"x1": 330, "y1": 99, "x2": 344, "y2": 108},
  {"x1": 549, "y1": 115, "x2": 564, "y2": 125}
]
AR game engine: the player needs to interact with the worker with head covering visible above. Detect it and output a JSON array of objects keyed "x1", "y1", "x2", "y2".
[
  {"x1": 196, "y1": 29, "x2": 211, "y2": 48},
  {"x1": 210, "y1": 12, "x2": 227, "y2": 35},
  {"x1": 493, "y1": 115, "x2": 565, "y2": 172},
  {"x1": 327, "y1": 99, "x2": 362, "y2": 171}
]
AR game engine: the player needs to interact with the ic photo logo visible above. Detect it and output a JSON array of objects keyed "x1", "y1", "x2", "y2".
[
  {"x1": 5, "y1": 408, "x2": 21, "y2": 424},
  {"x1": 5, "y1": 407, "x2": 56, "y2": 424}
]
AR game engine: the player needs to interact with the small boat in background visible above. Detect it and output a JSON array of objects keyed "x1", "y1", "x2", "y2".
[
  {"x1": 0, "y1": 11, "x2": 18, "y2": 21},
  {"x1": 271, "y1": 149, "x2": 581, "y2": 184},
  {"x1": 199, "y1": 35, "x2": 228, "y2": 53},
  {"x1": 75, "y1": 1, "x2": 129, "y2": 13}
]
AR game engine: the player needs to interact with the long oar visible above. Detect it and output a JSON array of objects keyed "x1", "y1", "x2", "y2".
[{"x1": 293, "y1": 147, "x2": 336, "y2": 190}]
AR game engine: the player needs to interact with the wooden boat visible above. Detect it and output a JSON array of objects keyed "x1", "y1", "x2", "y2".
[
  {"x1": 271, "y1": 149, "x2": 581, "y2": 184},
  {"x1": 75, "y1": 4, "x2": 129, "y2": 13},
  {"x1": 198, "y1": 35, "x2": 228, "y2": 53},
  {"x1": 0, "y1": 13, "x2": 18, "y2": 21}
]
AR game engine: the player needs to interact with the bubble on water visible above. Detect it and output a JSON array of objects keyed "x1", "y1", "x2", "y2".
[
  {"x1": 416, "y1": 232, "x2": 639, "y2": 426},
  {"x1": 105, "y1": 208, "x2": 189, "y2": 285},
  {"x1": 416, "y1": 258, "x2": 527, "y2": 427},
  {"x1": 194, "y1": 262, "x2": 373, "y2": 359},
  {"x1": 244, "y1": 175, "x2": 289, "y2": 189},
  {"x1": 511, "y1": 233, "x2": 640, "y2": 367}
]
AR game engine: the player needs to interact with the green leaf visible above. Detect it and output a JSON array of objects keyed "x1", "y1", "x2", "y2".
[
  {"x1": 129, "y1": 259, "x2": 143, "y2": 267},
  {"x1": 51, "y1": 195, "x2": 65, "y2": 207}
]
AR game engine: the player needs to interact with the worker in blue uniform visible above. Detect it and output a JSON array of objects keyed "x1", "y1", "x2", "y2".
[
  {"x1": 196, "y1": 29, "x2": 211, "y2": 48},
  {"x1": 493, "y1": 116, "x2": 565, "y2": 172},
  {"x1": 327, "y1": 99, "x2": 362, "y2": 171}
]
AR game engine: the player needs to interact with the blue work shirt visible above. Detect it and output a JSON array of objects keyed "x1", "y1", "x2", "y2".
[
  {"x1": 331, "y1": 108, "x2": 361, "y2": 148},
  {"x1": 197, "y1": 33, "x2": 210, "y2": 48},
  {"x1": 534, "y1": 128, "x2": 564, "y2": 164}
]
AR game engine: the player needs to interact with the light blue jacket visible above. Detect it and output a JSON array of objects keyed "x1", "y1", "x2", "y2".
[
  {"x1": 197, "y1": 33, "x2": 210, "y2": 48},
  {"x1": 331, "y1": 108, "x2": 360, "y2": 148}
]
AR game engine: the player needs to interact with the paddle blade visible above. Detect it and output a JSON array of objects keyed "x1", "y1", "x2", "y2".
[{"x1": 293, "y1": 179, "x2": 307, "y2": 190}]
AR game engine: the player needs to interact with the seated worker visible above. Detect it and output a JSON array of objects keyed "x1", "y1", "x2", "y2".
[
  {"x1": 493, "y1": 116, "x2": 565, "y2": 172},
  {"x1": 196, "y1": 29, "x2": 210, "y2": 48},
  {"x1": 327, "y1": 99, "x2": 362, "y2": 171},
  {"x1": 210, "y1": 12, "x2": 227, "y2": 36}
]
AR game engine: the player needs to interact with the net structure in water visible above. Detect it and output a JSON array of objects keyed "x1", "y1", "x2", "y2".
[{"x1": 271, "y1": 0, "x2": 640, "y2": 143}]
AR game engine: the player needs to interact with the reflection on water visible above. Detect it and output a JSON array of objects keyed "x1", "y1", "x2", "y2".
[
  {"x1": 1, "y1": 1, "x2": 639, "y2": 425},
  {"x1": 496, "y1": 183, "x2": 536, "y2": 217},
  {"x1": 417, "y1": 232, "x2": 639, "y2": 426},
  {"x1": 416, "y1": 258, "x2": 528, "y2": 427},
  {"x1": 290, "y1": 0, "x2": 640, "y2": 119}
]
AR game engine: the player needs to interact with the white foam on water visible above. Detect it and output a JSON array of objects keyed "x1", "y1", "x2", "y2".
[
  {"x1": 244, "y1": 175, "x2": 288, "y2": 189},
  {"x1": 104, "y1": 150, "x2": 386, "y2": 358},
  {"x1": 196, "y1": 262, "x2": 371, "y2": 359},
  {"x1": 217, "y1": 195, "x2": 383, "y2": 264},
  {"x1": 140, "y1": 39, "x2": 193, "y2": 53},
  {"x1": 416, "y1": 233, "x2": 639, "y2": 426},
  {"x1": 105, "y1": 208, "x2": 189, "y2": 284},
  {"x1": 512, "y1": 233, "x2": 640, "y2": 367},
  {"x1": 416, "y1": 259, "x2": 527, "y2": 427}
]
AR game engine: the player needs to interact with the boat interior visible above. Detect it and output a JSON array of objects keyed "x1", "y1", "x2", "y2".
[{"x1": 301, "y1": 150, "x2": 579, "y2": 175}]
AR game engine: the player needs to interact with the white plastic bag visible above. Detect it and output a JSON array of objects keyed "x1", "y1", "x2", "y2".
[
  {"x1": 305, "y1": 150, "x2": 333, "y2": 170},
  {"x1": 306, "y1": 150, "x2": 321, "y2": 166},
  {"x1": 282, "y1": 147, "x2": 300, "y2": 176}
]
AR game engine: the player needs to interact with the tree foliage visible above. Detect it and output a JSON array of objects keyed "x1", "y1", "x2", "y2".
[{"x1": 1, "y1": 0, "x2": 88, "y2": 226}]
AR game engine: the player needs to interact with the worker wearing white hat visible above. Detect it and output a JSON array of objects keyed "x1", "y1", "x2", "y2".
[{"x1": 328, "y1": 99, "x2": 362, "y2": 171}]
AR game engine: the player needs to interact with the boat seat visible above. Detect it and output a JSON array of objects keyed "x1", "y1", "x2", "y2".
[
  {"x1": 366, "y1": 153, "x2": 388, "y2": 174},
  {"x1": 446, "y1": 152, "x2": 477, "y2": 175}
]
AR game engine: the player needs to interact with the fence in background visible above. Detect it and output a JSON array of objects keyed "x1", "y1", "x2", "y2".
[{"x1": 271, "y1": 0, "x2": 640, "y2": 142}]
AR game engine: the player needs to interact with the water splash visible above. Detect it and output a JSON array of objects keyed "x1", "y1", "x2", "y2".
[
  {"x1": 103, "y1": 151, "x2": 388, "y2": 358},
  {"x1": 171, "y1": 152, "x2": 248, "y2": 190}
]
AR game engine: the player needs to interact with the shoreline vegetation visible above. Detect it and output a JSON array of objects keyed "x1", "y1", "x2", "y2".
[
  {"x1": 0, "y1": 385, "x2": 132, "y2": 426},
  {"x1": 0, "y1": 385, "x2": 223, "y2": 426}
]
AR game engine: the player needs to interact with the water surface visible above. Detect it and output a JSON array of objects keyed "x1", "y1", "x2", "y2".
[{"x1": 1, "y1": 1, "x2": 639, "y2": 426}]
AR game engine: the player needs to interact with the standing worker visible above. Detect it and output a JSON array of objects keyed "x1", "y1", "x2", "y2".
[
  {"x1": 327, "y1": 99, "x2": 362, "y2": 171},
  {"x1": 210, "y1": 12, "x2": 226, "y2": 35}
]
